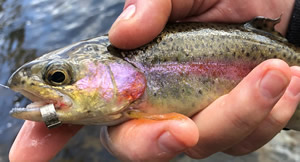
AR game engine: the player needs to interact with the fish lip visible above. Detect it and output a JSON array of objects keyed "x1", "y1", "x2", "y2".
[
  {"x1": 15, "y1": 89, "x2": 72, "y2": 110},
  {"x1": 10, "y1": 88, "x2": 73, "y2": 122},
  {"x1": 9, "y1": 107, "x2": 43, "y2": 122}
]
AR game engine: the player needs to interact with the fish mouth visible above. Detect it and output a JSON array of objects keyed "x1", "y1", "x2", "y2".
[{"x1": 10, "y1": 89, "x2": 72, "y2": 123}]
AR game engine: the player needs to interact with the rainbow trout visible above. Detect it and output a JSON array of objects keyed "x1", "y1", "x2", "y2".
[{"x1": 8, "y1": 17, "x2": 300, "y2": 129}]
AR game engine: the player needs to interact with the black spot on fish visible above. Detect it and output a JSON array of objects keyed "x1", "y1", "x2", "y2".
[
  {"x1": 198, "y1": 90, "x2": 202, "y2": 95},
  {"x1": 153, "y1": 93, "x2": 157, "y2": 97},
  {"x1": 191, "y1": 103, "x2": 196, "y2": 107},
  {"x1": 226, "y1": 47, "x2": 230, "y2": 52},
  {"x1": 268, "y1": 48, "x2": 274, "y2": 53},
  {"x1": 211, "y1": 79, "x2": 215, "y2": 84},
  {"x1": 251, "y1": 45, "x2": 258, "y2": 52},
  {"x1": 157, "y1": 37, "x2": 162, "y2": 42},
  {"x1": 30, "y1": 83, "x2": 35, "y2": 86},
  {"x1": 276, "y1": 47, "x2": 281, "y2": 52},
  {"x1": 246, "y1": 53, "x2": 250, "y2": 57},
  {"x1": 94, "y1": 46, "x2": 99, "y2": 51},
  {"x1": 21, "y1": 80, "x2": 25, "y2": 85}
]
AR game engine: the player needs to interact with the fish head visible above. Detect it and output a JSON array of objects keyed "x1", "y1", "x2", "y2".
[{"x1": 8, "y1": 36, "x2": 146, "y2": 125}]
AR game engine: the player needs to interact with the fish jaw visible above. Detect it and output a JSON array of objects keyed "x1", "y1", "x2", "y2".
[
  {"x1": 7, "y1": 50, "x2": 147, "y2": 125},
  {"x1": 8, "y1": 85, "x2": 73, "y2": 123},
  {"x1": 10, "y1": 107, "x2": 42, "y2": 122},
  {"x1": 7, "y1": 59, "x2": 78, "y2": 124}
]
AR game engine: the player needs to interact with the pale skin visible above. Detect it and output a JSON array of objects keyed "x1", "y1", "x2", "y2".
[{"x1": 9, "y1": 0, "x2": 300, "y2": 161}]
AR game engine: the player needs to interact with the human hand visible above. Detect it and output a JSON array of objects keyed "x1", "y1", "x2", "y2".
[
  {"x1": 9, "y1": 0, "x2": 299, "y2": 161},
  {"x1": 109, "y1": 0, "x2": 295, "y2": 49},
  {"x1": 104, "y1": 0, "x2": 300, "y2": 161},
  {"x1": 101, "y1": 59, "x2": 300, "y2": 161},
  {"x1": 9, "y1": 122, "x2": 82, "y2": 161}
]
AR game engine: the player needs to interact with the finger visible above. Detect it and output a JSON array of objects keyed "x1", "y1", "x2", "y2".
[
  {"x1": 224, "y1": 66, "x2": 300, "y2": 155},
  {"x1": 103, "y1": 114, "x2": 198, "y2": 161},
  {"x1": 183, "y1": 1, "x2": 294, "y2": 35},
  {"x1": 185, "y1": 59, "x2": 291, "y2": 158},
  {"x1": 109, "y1": 0, "x2": 171, "y2": 49},
  {"x1": 168, "y1": 0, "x2": 194, "y2": 21},
  {"x1": 9, "y1": 121, "x2": 82, "y2": 162}
]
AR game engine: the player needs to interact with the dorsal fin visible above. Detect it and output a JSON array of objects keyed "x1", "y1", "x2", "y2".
[{"x1": 244, "y1": 16, "x2": 288, "y2": 42}]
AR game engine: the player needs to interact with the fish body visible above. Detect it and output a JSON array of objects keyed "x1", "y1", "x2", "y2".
[{"x1": 8, "y1": 17, "x2": 300, "y2": 129}]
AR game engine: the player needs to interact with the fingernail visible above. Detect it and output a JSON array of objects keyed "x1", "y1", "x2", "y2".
[
  {"x1": 260, "y1": 70, "x2": 289, "y2": 98},
  {"x1": 117, "y1": 5, "x2": 136, "y2": 21},
  {"x1": 158, "y1": 131, "x2": 186, "y2": 153},
  {"x1": 288, "y1": 76, "x2": 300, "y2": 97}
]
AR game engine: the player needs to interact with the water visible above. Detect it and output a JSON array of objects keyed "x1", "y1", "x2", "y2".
[
  {"x1": 0, "y1": 0, "x2": 300, "y2": 162},
  {"x1": 0, "y1": 0, "x2": 123, "y2": 161}
]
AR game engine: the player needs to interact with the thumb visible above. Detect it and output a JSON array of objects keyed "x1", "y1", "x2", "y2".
[
  {"x1": 101, "y1": 114, "x2": 199, "y2": 161},
  {"x1": 108, "y1": 0, "x2": 171, "y2": 49}
]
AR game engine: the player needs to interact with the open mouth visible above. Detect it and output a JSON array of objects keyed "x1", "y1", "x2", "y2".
[
  {"x1": 10, "y1": 90, "x2": 56, "y2": 115},
  {"x1": 10, "y1": 89, "x2": 72, "y2": 127}
]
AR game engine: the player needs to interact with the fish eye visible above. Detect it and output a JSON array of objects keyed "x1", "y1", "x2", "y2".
[
  {"x1": 47, "y1": 70, "x2": 67, "y2": 85},
  {"x1": 45, "y1": 62, "x2": 72, "y2": 86}
]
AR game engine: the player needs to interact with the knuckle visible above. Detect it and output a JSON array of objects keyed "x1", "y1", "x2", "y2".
[
  {"x1": 185, "y1": 147, "x2": 213, "y2": 159},
  {"x1": 267, "y1": 114, "x2": 286, "y2": 129},
  {"x1": 225, "y1": 142, "x2": 257, "y2": 156},
  {"x1": 228, "y1": 109, "x2": 254, "y2": 131}
]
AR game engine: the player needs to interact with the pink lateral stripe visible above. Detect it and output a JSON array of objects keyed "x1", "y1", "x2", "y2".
[{"x1": 145, "y1": 60, "x2": 256, "y2": 81}]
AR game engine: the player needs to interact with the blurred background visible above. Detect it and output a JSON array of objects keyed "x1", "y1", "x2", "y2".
[{"x1": 0, "y1": 0, "x2": 300, "y2": 161}]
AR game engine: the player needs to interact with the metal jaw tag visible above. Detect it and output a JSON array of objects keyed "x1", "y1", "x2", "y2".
[{"x1": 40, "y1": 104, "x2": 62, "y2": 129}]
